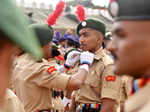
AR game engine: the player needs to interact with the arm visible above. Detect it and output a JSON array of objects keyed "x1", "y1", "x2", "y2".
[
  {"x1": 34, "y1": 64, "x2": 89, "y2": 91},
  {"x1": 59, "y1": 51, "x2": 94, "y2": 90},
  {"x1": 101, "y1": 64, "x2": 122, "y2": 112},
  {"x1": 67, "y1": 68, "x2": 88, "y2": 90},
  {"x1": 35, "y1": 51, "x2": 94, "y2": 91},
  {"x1": 66, "y1": 51, "x2": 94, "y2": 90},
  {"x1": 69, "y1": 95, "x2": 76, "y2": 112},
  {"x1": 101, "y1": 98, "x2": 117, "y2": 112}
]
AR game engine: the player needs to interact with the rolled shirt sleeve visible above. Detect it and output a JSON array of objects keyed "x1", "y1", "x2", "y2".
[
  {"x1": 33, "y1": 63, "x2": 71, "y2": 91},
  {"x1": 101, "y1": 64, "x2": 122, "y2": 100}
]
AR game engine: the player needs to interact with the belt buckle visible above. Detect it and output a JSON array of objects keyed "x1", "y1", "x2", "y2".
[{"x1": 39, "y1": 109, "x2": 51, "y2": 112}]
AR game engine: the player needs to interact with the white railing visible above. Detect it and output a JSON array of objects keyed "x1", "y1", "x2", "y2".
[{"x1": 17, "y1": 1, "x2": 112, "y2": 20}]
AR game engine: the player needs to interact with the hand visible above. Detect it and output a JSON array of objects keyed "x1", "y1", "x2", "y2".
[
  {"x1": 57, "y1": 65, "x2": 66, "y2": 73},
  {"x1": 101, "y1": 98, "x2": 117, "y2": 112},
  {"x1": 63, "y1": 97, "x2": 71, "y2": 107},
  {"x1": 65, "y1": 50, "x2": 81, "y2": 67},
  {"x1": 80, "y1": 51, "x2": 94, "y2": 66}
]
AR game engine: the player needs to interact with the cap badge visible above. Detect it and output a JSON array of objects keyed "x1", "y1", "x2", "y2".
[{"x1": 81, "y1": 21, "x2": 87, "y2": 27}]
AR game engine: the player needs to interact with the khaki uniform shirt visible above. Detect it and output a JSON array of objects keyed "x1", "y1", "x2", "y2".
[
  {"x1": 12, "y1": 53, "x2": 70, "y2": 112},
  {"x1": 74, "y1": 48, "x2": 121, "y2": 104},
  {"x1": 0, "y1": 89, "x2": 25, "y2": 112},
  {"x1": 117, "y1": 76, "x2": 133, "y2": 112},
  {"x1": 124, "y1": 84, "x2": 150, "y2": 112},
  {"x1": 119, "y1": 76, "x2": 133, "y2": 103}
]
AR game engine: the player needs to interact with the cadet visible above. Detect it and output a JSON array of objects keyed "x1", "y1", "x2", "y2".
[
  {"x1": 107, "y1": 0, "x2": 150, "y2": 112},
  {"x1": 0, "y1": 0, "x2": 42, "y2": 110},
  {"x1": 103, "y1": 32, "x2": 113, "y2": 49},
  {"x1": 69, "y1": 18, "x2": 121, "y2": 112},
  {"x1": 12, "y1": 23, "x2": 95, "y2": 112},
  {"x1": 1, "y1": 89, "x2": 25, "y2": 112}
]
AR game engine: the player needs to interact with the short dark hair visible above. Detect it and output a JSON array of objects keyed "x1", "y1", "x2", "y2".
[
  {"x1": 0, "y1": 30, "x2": 11, "y2": 43},
  {"x1": 0, "y1": 30, "x2": 14, "y2": 50},
  {"x1": 66, "y1": 39, "x2": 75, "y2": 47},
  {"x1": 0, "y1": 30, "x2": 9, "y2": 40}
]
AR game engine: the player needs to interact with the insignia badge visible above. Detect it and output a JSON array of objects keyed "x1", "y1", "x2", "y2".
[
  {"x1": 56, "y1": 55, "x2": 64, "y2": 61},
  {"x1": 81, "y1": 21, "x2": 87, "y2": 27},
  {"x1": 105, "y1": 75, "x2": 116, "y2": 81},
  {"x1": 108, "y1": 1, "x2": 119, "y2": 17},
  {"x1": 47, "y1": 66, "x2": 57, "y2": 74}
]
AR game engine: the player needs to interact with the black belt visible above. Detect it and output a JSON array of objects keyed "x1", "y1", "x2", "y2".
[
  {"x1": 76, "y1": 103, "x2": 102, "y2": 112},
  {"x1": 39, "y1": 109, "x2": 59, "y2": 112}
]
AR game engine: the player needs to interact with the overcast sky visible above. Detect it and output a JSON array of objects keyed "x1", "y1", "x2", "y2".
[{"x1": 16, "y1": 0, "x2": 110, "y2": 7}]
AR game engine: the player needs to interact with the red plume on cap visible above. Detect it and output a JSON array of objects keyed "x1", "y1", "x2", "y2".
[
  {"x1": 76, "y1": 5, "x2": 86, "y2": 22},
  {"x1": 47, "y1": 0, "x2": 65, "y2": 26},
  {"x1": 110, "y1": 0, "x2": 115, "y2": 3}
]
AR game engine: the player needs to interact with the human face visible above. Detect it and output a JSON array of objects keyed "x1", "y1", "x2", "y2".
[
  {"x1": 107, "y1": 21, "x2": 150, "y2": 78},
  {"x1": 42, "y1": 43, "x2": 52, "y2": 59},
  {"x1": 59, "y1": 41, "x2": 66, "y2": 48},
  {"x1": 79, "y1": 28, "x2": 103, "y2": 53},
  {"x1": 0, "y1": 39, "x2": 17, "y2": 105}
]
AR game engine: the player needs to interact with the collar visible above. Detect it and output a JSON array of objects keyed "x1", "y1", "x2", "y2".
[
  {"x1": 42, "y1": 58, "x2": 48, "y2": 63},
  {"x1": 130, "y1": 77, "x2": 150, "y2": 96},
  {"x1": 94, "y1": 48, "x2": 105, "y2": 60},
  {"x1": 66, "y1": 47, "x2": 74, "y2": 52},
  {"x1": 42, "y1": 58, "x2": 57, "y2": 63}
]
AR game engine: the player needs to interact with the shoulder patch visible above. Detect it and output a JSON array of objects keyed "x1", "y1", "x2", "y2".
[
  {"x1": 56, "y1": 55, "x2": 64, "y2": 61},
  {"x1": 47, "y1": 66, "x2": 57, "y2": 74},
  {"x1": 105, "y1": 75, "x2": 116, "y2": 81}
]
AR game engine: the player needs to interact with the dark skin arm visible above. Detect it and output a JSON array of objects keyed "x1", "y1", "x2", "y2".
[
  {"x1": 66, "y1": 69, "x2": 88, "y2": 90},
  {"x1": 66, "y1": 90, "x2": 73, "y2": 99},
  {"x1": 69, "y1": 96, "x2": 76, "y2": 112},
  {"x1": 101, "y1": 98, "x2": 117, "y2": 112},
  {"x1": 120, "y1": 102, "x2": 124, "y2": 112}
]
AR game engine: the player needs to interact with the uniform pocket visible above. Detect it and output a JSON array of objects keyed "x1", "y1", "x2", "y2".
[{"x1": 85, "y1": 70, "x2": 100, "y2": 91}]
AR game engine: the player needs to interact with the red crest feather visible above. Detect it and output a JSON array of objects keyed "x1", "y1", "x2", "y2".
[
  {"x1": 76, "y1": 5, "x2": 86, "y2": 22},
  {"x1": 110, "y1": 0, "x2": 115, "y2": 3},
  {"x1": 47, "y1": 0, "x2": 65, "y2": 26}
]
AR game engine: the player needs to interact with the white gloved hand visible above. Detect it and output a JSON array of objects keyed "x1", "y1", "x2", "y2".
[
  {"x1": 80, "y1": 51, "x2": 94, "y2": 66},
  {"x1": 57, "y1": 50, "x2": 81, "y2": 72},
  {"x1": 65, "y1": 50, "x2": 81, "y2": 68},
  {"x1": 57, "y1": 65, "x2": 66, "y2": 73},
  {"x1": 79, "y1": 51, "x2": 94, "y2": 72},
  {"x1": 63, "y1": 97, "x2": 71, "y2": 107}
]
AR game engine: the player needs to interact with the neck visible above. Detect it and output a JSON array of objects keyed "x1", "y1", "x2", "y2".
[
  {"x1": 48, "y1": 57, "x2": 55, "y2": 62},
  {"x1": 43, "y1": 54, "x2": 48, "y2": 60},
  {"x1": 142, "y1": 68, "x2": 150, "y2": 78},
  {"x1": 135, "y1": 67, "x2": 150, "y2": 79},
  {"x1": 91, "y1": 46, "x2": 101, "y2": 53}
]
